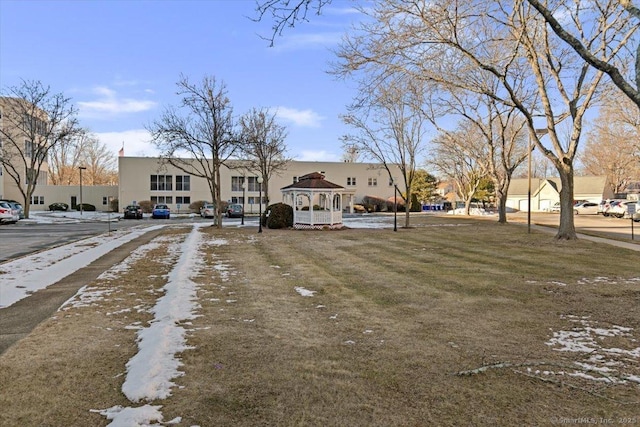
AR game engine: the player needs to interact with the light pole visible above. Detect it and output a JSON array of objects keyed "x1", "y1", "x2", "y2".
[
  {"x1": 257, "y1": 176, "x2": 263, "y2": 233},
  {"x1": 527, "y1": 128, "x2": 548, "y2": 233},
  {"x1": 241, "y1": 179, "x2": 246, "y2": 226},
  {"x1": 392, "y1": 177, "x2": 398, "y2": 232},
  {"x1": 79, "y1": 166, "x2": 87, "y2": 215}
]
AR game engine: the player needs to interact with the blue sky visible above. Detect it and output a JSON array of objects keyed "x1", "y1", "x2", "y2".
[{"x1": 0, "y1": 0, "x2": 362, "y2": 161}]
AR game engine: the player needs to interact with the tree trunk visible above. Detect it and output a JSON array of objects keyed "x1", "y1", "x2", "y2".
[
  {"x1": 404, "y1": 187, "x2": 411, "y2": 228},
  {"x1": 555, "y1": 165, "x2": 577, "y2": 240},
  {"x1": 496, "y1": 191, "x2": 508, "y2": 223},
  {"x1": 464, "y1": 197, "x2": 472, "y2": 215}
]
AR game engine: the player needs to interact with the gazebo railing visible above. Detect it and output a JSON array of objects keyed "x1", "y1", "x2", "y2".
[{"x1": 295, "y1": 210, "x2": 342, "y2": 225}]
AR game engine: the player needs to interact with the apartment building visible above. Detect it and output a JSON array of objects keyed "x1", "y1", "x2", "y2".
[
  {"x1": 0, "y1": 97, "x2": 50, "y2": 204},
  {"x1": 118, "y1": 157, "x2": 403, "y2": 214}
]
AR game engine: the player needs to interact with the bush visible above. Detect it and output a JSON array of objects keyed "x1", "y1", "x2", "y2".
[
  {"x1": 190, "y1": 200, "x2": 208, "y2": 213},
  {"x1": 262, "y1": 203, "x2": 293, "y2": 229},
  {"x1": 362, "y1": 195, "x2": 387, "y2": 212},
  {"x1": 77, "y1": 203, "x2": 96, "y2": 212},
  {"x1": 49, "y1": 202, "x2": 69, "y2": 211},
  {"x1": 138, "y1": 200, "x2": 153, "y2": 213}
]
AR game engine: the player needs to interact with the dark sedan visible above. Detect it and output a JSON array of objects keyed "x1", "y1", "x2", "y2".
[{"x1": 123, "y1": 204, "x2": 143, "y2": 219}]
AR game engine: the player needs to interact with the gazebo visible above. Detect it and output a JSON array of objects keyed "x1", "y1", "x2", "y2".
[{"x1": 281, "y1": 172, "x2": 344, "y2": 229}]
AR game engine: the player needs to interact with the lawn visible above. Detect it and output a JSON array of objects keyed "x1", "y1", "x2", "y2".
[{"x1": 1, "y1": 216, "x2": 638, "y2": 426}]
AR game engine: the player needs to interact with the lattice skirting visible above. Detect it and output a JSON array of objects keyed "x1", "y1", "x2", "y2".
[{"x1": 293, "y1": 223, "x2": 345, "y2": 230}]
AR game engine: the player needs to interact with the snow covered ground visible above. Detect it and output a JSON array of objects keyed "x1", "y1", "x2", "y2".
[{"x1": 2, "y1": 212, "x2": 638, "y2": 426}]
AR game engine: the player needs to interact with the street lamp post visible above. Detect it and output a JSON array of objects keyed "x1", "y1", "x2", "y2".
[
  {"x1": 257, "y1": 176, "x2": 263, "y2": 233},
  {"x1": 527, "y1": 128, "x2": 548, "y2": 233},
  {"x1": 79, "y1": 166, "x2": 87, "y2": 215},
  {"x1": 241, "y1": 179, "x2": 246, "y2": 226}
]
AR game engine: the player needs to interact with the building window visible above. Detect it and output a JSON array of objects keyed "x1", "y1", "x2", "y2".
[
  {"x1": 176, "y1": 175, "x2": 190, "y2": 191},
  {"x1": 247, "y1": 176, "x2": 261, "y2": 192},
  {"x1": 368, "y1": 177, "x2": 377, "y2": 186},
  {"x1": 231, "y1": 196, "x2": 245, "y2": 204},
  {"x1": 292, "y1": 176, "x2": 298, "y2": 184},
  {"x1": 151, "y1": 196, "x2": 173, "y2": 204},
  {"x1": 25, "y1": 140, "x2": 34, "y2": 158},
  {"x1": 248, "y1": 196, "x2": 265, "y2": 205},
  {"x1": 231, "y1": 176, "x2": 246, "y2": 191},
  {"x1": 30, "y1": 195, "x2": 44, "y2": 205},
  {"x1": 23, "y1": 113, "x2": 47, "y2": 135},
  {"x1": 102, "y1": 197, "x2": 108, "y2": 205},
  {"x1": 150, "y1": 175, "x2": 172, "y2": 191},
  {"x1": 347, "y1": 177, "x2": 356, "y2": 186},
  {"x1": 176, "y1": 196, "x2": 191, "y2": 205}
]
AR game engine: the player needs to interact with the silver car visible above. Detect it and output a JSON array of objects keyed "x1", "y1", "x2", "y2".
[{"x1": 0, "y1": 200, "x2": 19, "y2": 224}]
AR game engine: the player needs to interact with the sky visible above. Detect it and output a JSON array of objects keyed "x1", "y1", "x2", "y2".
[
  {"x1": 1, "y1": 215, "x2": 638, "y2": 425},
  {"x1": 0, "y1": 0, "x2": 364, "y2": 162}
]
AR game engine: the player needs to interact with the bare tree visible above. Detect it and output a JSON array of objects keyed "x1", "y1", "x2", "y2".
[
  {"x1": 429, "y1": 124, "x2": 491, "y2": 215},
  {"x1": 526, "y1": 0, "x2": 640, "y2": 108},
  {"x1": 341, "y1": 145, "x2": 361, "y2": 163},
  {"x1": 147, "y1": 75, "x2": 239, "y2": 227},
  {"x1": 49, "y1": 129, "x2": 117, "y2": 185},
  {"x1": 425, "y1": 86, "x2": 530, "y2": 223},
  {"x1": 334, "y1": 0, "x2": 623, "y2": 239},
  {"x1": 0, "y1": 80, "x2": 79, "y2": 217},
  {"x1": 238, "y1": 107, "x2": 290, "y2": 204},
  {"x1": 581, "y1": 87, "x2": 640, "y2": 194},
  {"x1": 81, "y1": 135, "x2": 118, "y2": 185},
  {"x1": 341, "y1": 76, "x2": 427, "y2": 228},
  {"x1": 253, "y1": 0, "x2": 333, "y2": 46}
]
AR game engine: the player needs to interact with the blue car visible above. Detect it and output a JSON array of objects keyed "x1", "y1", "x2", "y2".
[{"x1": 151, "y1": 204, "x2": 170, "y2": 219}]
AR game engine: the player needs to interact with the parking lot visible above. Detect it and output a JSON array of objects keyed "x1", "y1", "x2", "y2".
[
  {"x1": 510, "y1": 211, "x2": 639, "y2": 242},
  {"x1": 0, "y1": 213, "x2": 255, "y2": 263}
]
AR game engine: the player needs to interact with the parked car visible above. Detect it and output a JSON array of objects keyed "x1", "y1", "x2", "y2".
[
  {"x1": 608, "y1": 200, "x2": 637, "y2": 219},
  {"x1": 0, "y1": 200, "x2": 18, "y2": 224},
  {"x1": 49, "y1": 202, "x2": 69, "y2": 211},
  {"x1": 597, "y1": 200, "x2": 609, "y2": 215},
  {"x1": 151, "y1": 204, "x2": 170, "y2": 219},
  {"x1": 123, "y1": 204, "x2": 143, "y2": 219},
  {"x1": 226, "y1": 203, "x2": 244, "y2": 218},
  {"x1": 632, "y1": 201, "x2": 640, "y2": 222},
  {"x1": 550, "y1": 202, "x2": 561, "y2": 213},
  {"x1": 200, "y1": 203, "x2": 215, "y2": 218},
  {"x1": 4, "y1": 201, "x2": 24, "y2": 219},
  {"x1": 573, "y1": 201, "x2": 599, "y2": 215},
  {"x1": 602, "y1": 200, "x2": 621, "y2": 217}
]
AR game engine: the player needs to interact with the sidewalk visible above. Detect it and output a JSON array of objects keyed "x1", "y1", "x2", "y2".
[{"x1": 531, "y1": 224, "x2": 640, "y2": 252}]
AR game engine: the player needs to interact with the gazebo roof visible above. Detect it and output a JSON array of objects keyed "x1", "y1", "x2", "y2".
[{"x1": 281, "y1": 172, "x2": 344, "y2": 190}]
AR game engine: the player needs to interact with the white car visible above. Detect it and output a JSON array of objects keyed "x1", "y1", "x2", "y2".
[
  {"x1": 200, "y1": 203, "x2": 215, "y2": 218},
  {"x1": 607, "y1": 200, "x2": 636, "y2": 218},
  {"x1": 573, "y1": 201, "x2": 599, "y2": 215}
]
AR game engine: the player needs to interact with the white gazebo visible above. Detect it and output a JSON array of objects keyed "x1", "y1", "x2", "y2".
[{"x1": 281, "y1": 172, "x2": 344, "y2": 229}]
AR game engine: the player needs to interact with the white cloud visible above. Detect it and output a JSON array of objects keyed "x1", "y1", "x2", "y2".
[
  {"x1": 275, "y1": 107, "x2": 325, "y2": 127},
  {"x1": 296, "y1": 150, "x2": 340, "y2": 162},
  {"x1": 78, "y1": 86, "x2": 157, "y2": 117},
  {"x1": 95, "y1": 129, "x2": 159, "y2": 157}
]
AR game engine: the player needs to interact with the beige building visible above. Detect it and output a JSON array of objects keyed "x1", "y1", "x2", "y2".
[
  {"x1": 118, "y1": 157, "x2": 403, "y2": 214},
  {"x1": 0, "y1": 97, "x2": 50, "y2": 204}
]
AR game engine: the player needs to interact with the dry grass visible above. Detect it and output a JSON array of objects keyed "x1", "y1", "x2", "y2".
[{"x1": 1, "y1": 216, "x2": 639, "y2": 426}]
